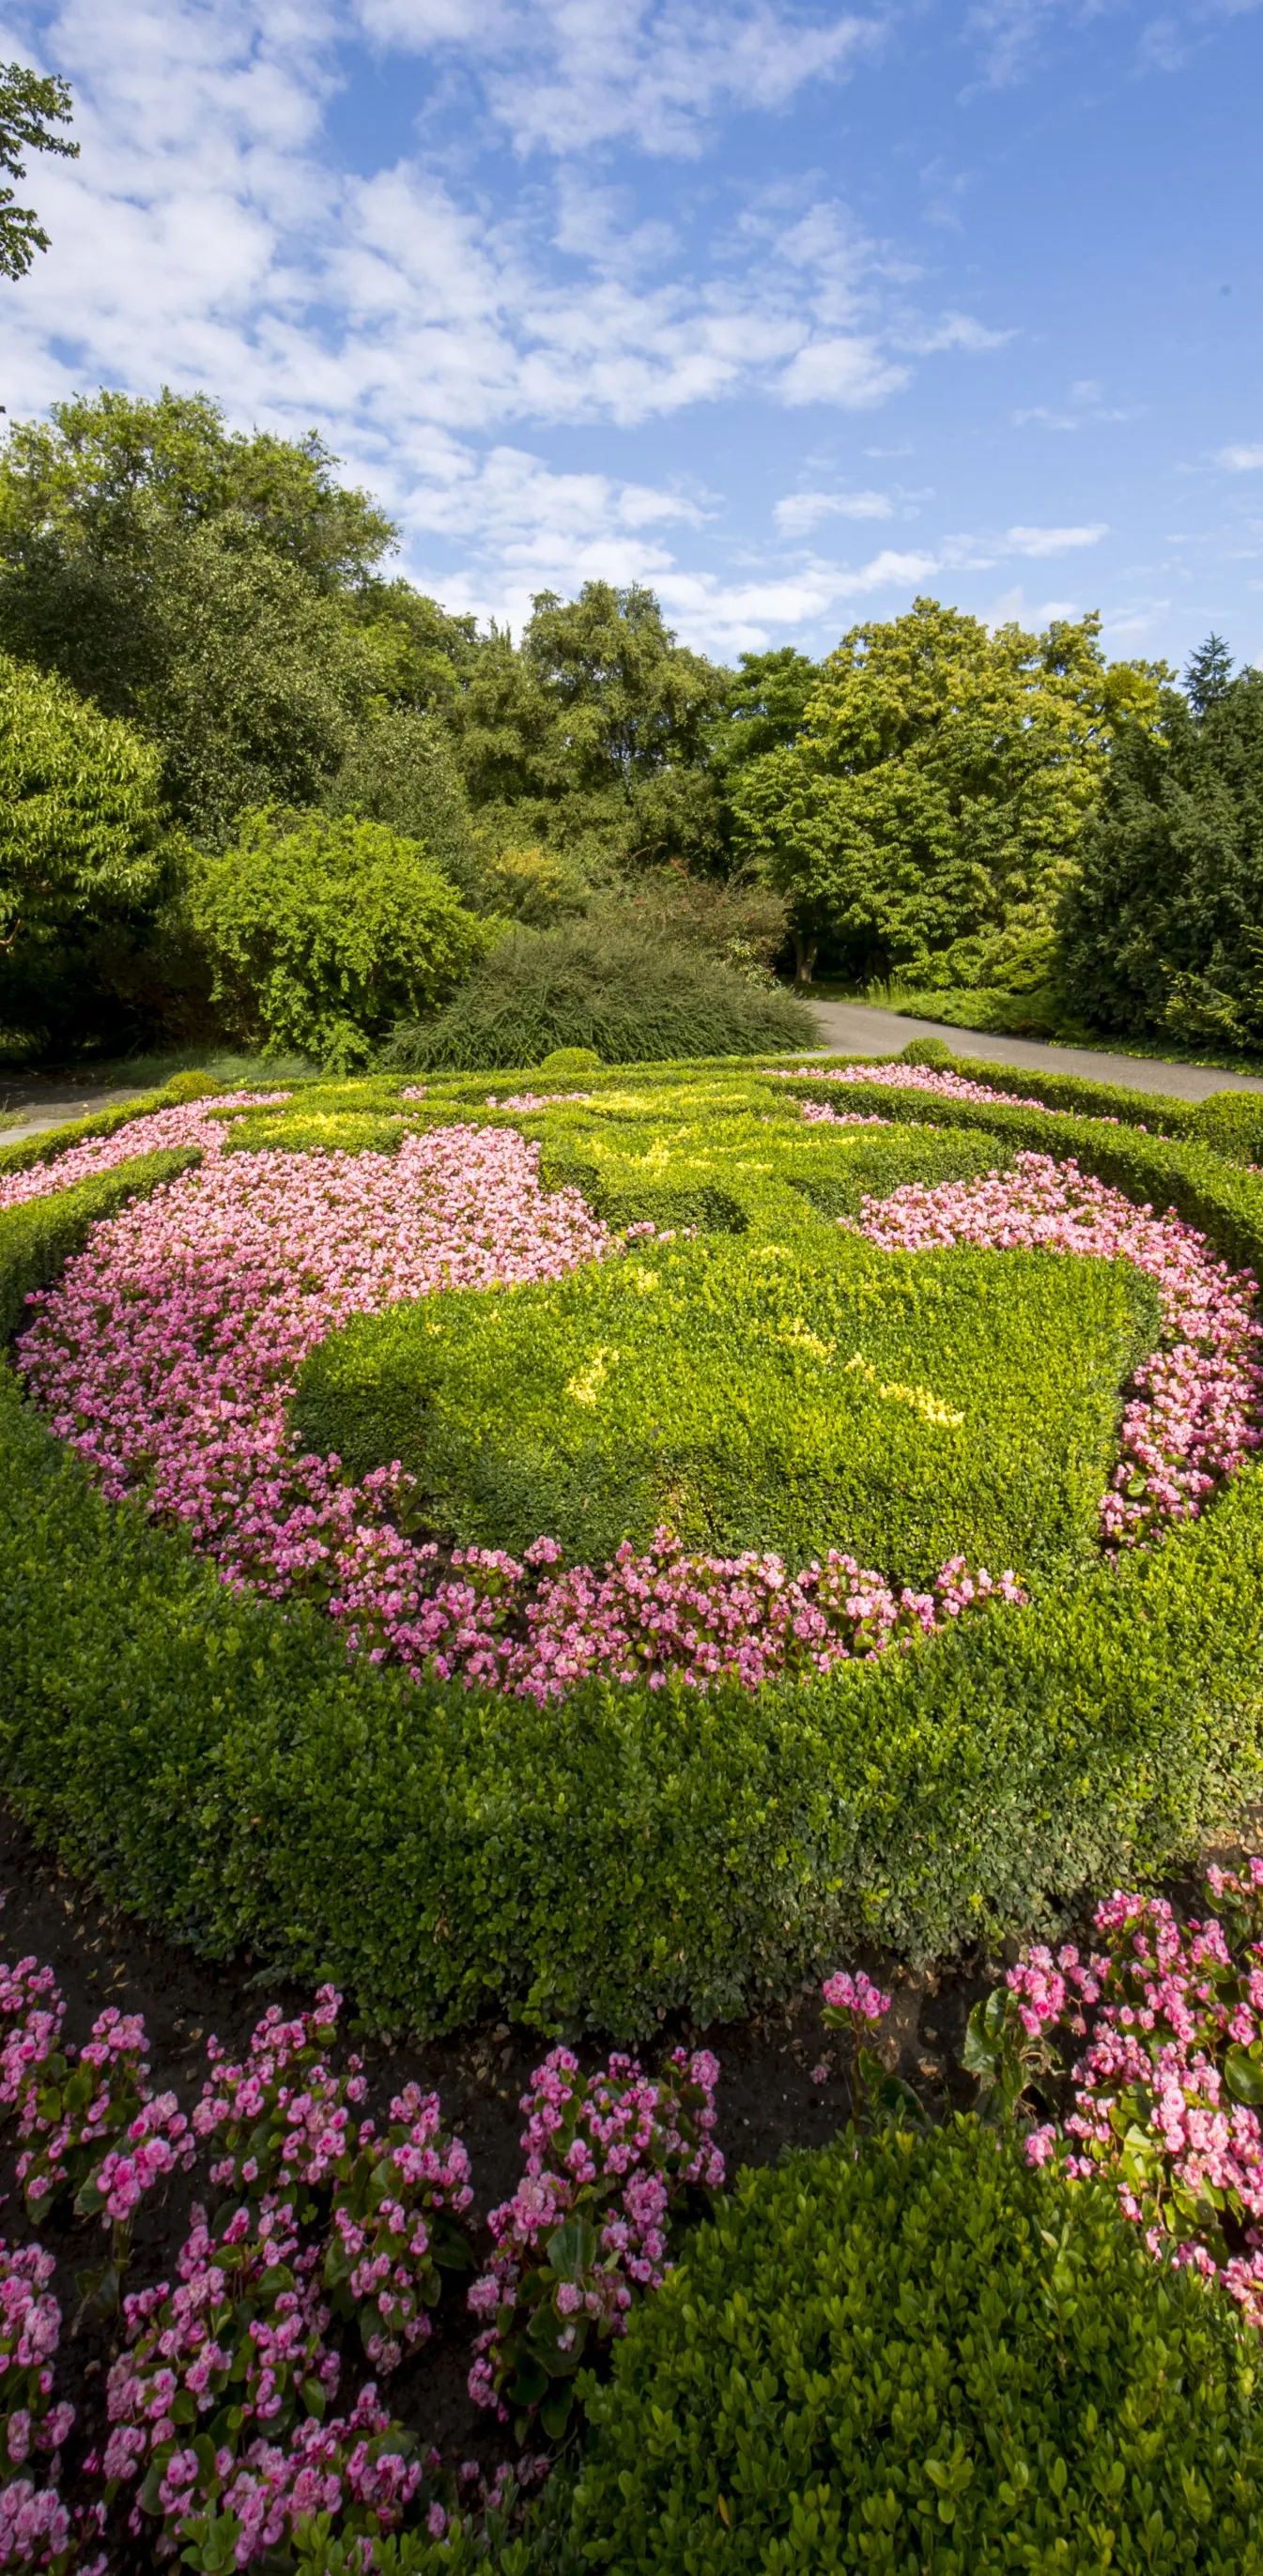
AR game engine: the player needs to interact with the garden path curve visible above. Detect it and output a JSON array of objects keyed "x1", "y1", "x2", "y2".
[{"x1": 806, "y1": 998, "x2": 1263, "y2": 1102}]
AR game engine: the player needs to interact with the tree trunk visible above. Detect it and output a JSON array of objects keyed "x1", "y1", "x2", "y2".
[{"x1": 792, "y1": 932, "x2": 818, "y2": 990}]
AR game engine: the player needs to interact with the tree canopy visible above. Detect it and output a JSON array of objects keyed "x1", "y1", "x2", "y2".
[
  {"x1": 0, "y1": 649, "x2": 169, "y2": 949},
  {"x1": 0, "y1": 61, "x2": 77, "y2": 283},
  {"x1": 1059, "y1": 649, "x2": 1263, "y2": 1048},
  {"x1": 730, "y1": 598, "x2": 1164, "y2": 984}
]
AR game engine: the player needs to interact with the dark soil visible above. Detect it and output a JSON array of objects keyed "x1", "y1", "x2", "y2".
[{"x1": 0, "y1": 1802, "x2": 996, "y2": 2559}]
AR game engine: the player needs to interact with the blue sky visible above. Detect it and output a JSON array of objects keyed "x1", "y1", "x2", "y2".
[{"x1": 2, "y1": 0, "x2": 1261, "y2": 667}]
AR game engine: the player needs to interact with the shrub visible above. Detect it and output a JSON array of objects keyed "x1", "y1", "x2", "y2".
[
  {"x1": 542, "y1": 2118, "x2": 1263, "y2": 2572},
  {"x1": 1194, "y1": 1086, "x2": 1263, "y2": 1165},
  {"x1": 383, "y1": 921, "x2": 814, "y2": 1071},
  {"x1": 538, "y1": 1047, "x2": 600, "y2": 1076},
  {"x1": 292, "y1": 1225, "x2": 1157, "y2": 1584},
  {"x1": 187, "y1": 807, "x2": 490, "y2": 1071},
  {"x1": 601, "y1": 866, "x2": 790, "y2": 983}
]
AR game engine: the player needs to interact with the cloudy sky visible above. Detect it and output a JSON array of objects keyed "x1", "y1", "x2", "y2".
[{"x1": 1, "y1": 0, "x2": 1260, "y2": 665}]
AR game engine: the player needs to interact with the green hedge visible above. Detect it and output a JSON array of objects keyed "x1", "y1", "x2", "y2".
[
  {"x1": 293, "y1": 1228, "x2": 1157, "y2": 1586},
  {"x1": 0, "y1": 1148, "x2": 202, "y2": 1339},
  {"x1": 1, "y1": 1062, "x2": 1262, "y2": 2037},
  {"x1": 535, "y1": 2118, "x2": 1263, "y2": 2572}
]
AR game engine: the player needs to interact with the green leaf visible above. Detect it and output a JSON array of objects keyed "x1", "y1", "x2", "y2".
[{"x1": 1224, "y1": 2044, "x2": 1263, "y2": 2107}]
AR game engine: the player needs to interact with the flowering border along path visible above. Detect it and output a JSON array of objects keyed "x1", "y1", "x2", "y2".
[{"x1": 6, "y1": 1068, "x2": 1262, "y2": 1706}]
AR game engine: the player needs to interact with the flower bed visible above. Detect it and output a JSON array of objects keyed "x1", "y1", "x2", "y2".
[
  {"x1": 1, "y1": 1052, "x2": 1262, "y2": 2036},
  {"x1": 0, "y1": 1910, "x2": 719, "y2": 2571},
  {"x1": 14, "y1": 1100, "x2": 1031, "y2": 1699}
]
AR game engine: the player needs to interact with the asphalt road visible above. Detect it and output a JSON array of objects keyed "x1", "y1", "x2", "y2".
[{"x1": 804, "y1": 998, "x2": 1263, "y2": 1104}]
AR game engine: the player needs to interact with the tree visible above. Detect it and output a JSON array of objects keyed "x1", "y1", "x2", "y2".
[
  {"x1": 1059, "y1": 651, "x2": 1263, "y2": 1046},
  {"x1": 708, "y1": 646, "x2": 820, "y2": 781},
  {"x1": 324, "y1": 706, "x2": 482, "y2": 900},
  {"x1": 347, "y1": 577, "x2": 479, "y2": 715},
  {"x1": 448, "y1": 583, "x2": 726, "y2": 874},
  {"x1": 1185, "y1": 633, "x2": 1235, "y2": 716},
  {"x1": 0, "y1": 391, "x2": 400, "y2": 841},
  {"x1": 0, "y1": 62, "x2": 77, "y2": 283},
  {"x1": 731, "y1": 597, "x2": 1164, "y2": 987},
  {"x1": 522, "y1": 582, "x2": 723, "y2": 787},
  {"x1": 187, "y1": 808, "x2": 493, "y2": 1072},
  {"x1": 140, "y1": 514, "x2": 392, "y2": 845},
  {"x1": 0, "y1": 649, "x2": 168, "y2": 948}
]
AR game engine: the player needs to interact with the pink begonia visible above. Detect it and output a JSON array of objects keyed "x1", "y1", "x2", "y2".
[
  {"x1": 1003, "y1": 1863, "x2": 1263, "y2": 2330},
  {"x1": 0, "y1": 2242, "x2": 98, "y2": 2576},
  {"x1": 0, "y1": 1093, "x2": 289, "y2": 1215},
  {"x1": 854, "y1": 1151, "x2": 1263, "y2": 1545},
  {"x1": 481, "y1": 1092, "x2": 594, "y2": 1112},
  {"x1": 822, "y1": 1970, "x2": 891, "y2": 2022},
  {"x1": 15, "y1": 1094, "x2": 1016, "y2": 1699},
  {"x1": 778, "y1": 1062, "x2": 1053, "y2": 1113},
  {"x1": 467, "y1": 2047, "x2": 723, "y2": 2421}
]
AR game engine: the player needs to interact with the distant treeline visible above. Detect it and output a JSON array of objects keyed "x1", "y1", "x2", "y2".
[{"x1": 0, "y1": 386, "x2": 1258, "y2": 1066}]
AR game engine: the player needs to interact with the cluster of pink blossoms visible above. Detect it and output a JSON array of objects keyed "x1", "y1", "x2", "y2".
[
  {"x1": 334, "y1": 1530, "x2": 1024, "y2": 1701},
  {"x1": 0, "y1": 1094, "x2": 289, "y2": 1215},
  {"x1": 855, "y1": 1150, "x2": 1263, "y2": 1544},
  {"x1": 779, "y1": 1060, "x2": 1053, "y2": 1112},
  {"x1": 14, "y1": 1093, "x2": 1013, "y2": 1701},
  {"x1": 980, "y1": 1862, "x2": 1263, "y2": 2329},
  {"x1": 467, "y1": 2045, "x2": 723, "y2": 2430},
  {"x1": 0, "y1": 1920, "x2": 729, "y2": 2568}
]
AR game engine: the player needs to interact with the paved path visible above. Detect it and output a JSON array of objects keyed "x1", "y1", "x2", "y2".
[
  {"x1": 805, "y1": 998, "x2": 1263, "y2": 1104},
  {"x1": 0, "y1": 1080, "x2": 151, "y2": 1149}
]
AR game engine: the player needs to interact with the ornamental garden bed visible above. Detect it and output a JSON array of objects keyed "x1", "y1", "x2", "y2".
[{"x1": 5, "y1": 1043, "x2": 1263, "y2": 2568}]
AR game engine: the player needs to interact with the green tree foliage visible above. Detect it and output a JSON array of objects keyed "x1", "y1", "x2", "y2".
[
  {"x1": 323, "y1": 706, "x2": 482, "y2": 900},
  {"x1": 449, "y1": 583, "x2": 726, "y2": 873},
  {"x1": 0, "y1": 649, "x2": 169, "y2": 944},
  {"x1": 731, "y1": 598, "x2": 1163, "y2": 986},
  {"x1": 0, "y1": 61, "x2": 78, "y2": 283},
  {"x1": 708, "y1": 644, "x2": 820, "y2": 779},
  {"x1": 137, "y1": 515, "x2": 390, "y2": 846},
  {"x1": 0, "y1": 390, "x2": 398, "y2": 840},
  {"x1": 345, "y1": 577, "x2": 479, "y2": 715},
  {"x1": 187, "y1": 808, "x2": 491, "y2": 1071},
  {"x1": 1059, "y1": 648, "x2": 1263, "y2": 1048}
]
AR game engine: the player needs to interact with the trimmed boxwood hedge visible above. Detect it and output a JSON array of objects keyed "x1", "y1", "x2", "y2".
[
  {"x1": 530, "y1": 2117, "x2": 1263, "y2": 2572},
  {"x1": 0, "y1": 1055, "x2": 1262, "y2": 2038}
]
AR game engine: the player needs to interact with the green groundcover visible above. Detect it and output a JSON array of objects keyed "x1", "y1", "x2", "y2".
[{"x1": 2, "y1": 1050, "x2": 1262, "y2": 2038}]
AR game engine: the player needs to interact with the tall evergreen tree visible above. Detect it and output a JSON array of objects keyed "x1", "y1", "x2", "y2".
[{"x1": 1059, "y1": 644, "x2": 1263, "y2": 1045}]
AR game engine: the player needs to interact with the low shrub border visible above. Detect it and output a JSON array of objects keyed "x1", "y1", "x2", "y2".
[
  {"x1": 532, "y1": 2116, "x2": 1263, "y2": 2573},
  {"x1": 0, "y1": 1057, "x2": 1262, "y2": 2039}
]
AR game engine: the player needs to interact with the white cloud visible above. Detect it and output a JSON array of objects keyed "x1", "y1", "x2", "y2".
[
  {"x1": 1004, "y1": 521, "x2": 1109, "y2": 555},
  {"x1": 1216, "y1": 443, "x2": 1263, "y2": 470},
  {"x1": 778, "y1": 336, "x2": 910, "y2": 407},
  {"x1": 893, "y1": 309, "x2": 1012, "y2": 354},
  {"x1": 352, "y1": 0, "x2": 882, "y2": 158},
  {"x1": 775, "y1": 488, "x2": 894, "y2": 533}
]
